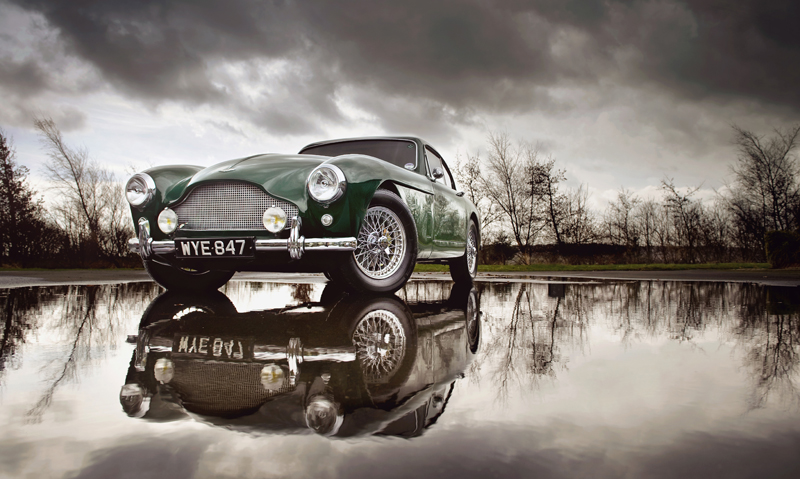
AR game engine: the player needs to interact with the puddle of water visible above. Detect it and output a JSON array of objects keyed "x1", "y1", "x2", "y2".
[{"x1": 1, "y1": 280, "x2": 799, "y2": 478}]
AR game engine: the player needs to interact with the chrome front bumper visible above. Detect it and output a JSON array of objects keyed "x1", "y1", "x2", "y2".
[{"x1": 129, "y1": 216, "x2": 356, "y2": 261}]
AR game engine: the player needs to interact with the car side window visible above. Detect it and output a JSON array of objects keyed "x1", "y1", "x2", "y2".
[{"x1": 425, "y1": 147, "x2": 454, "y2": 189}]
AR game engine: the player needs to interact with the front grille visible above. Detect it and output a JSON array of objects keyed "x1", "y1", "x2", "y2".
[
  {"x1": 174, "y1": 181, "x2": 297, "y2": 231},
  {"x1": 172, "y1": 360, "x2": 295, "y2": 416}
]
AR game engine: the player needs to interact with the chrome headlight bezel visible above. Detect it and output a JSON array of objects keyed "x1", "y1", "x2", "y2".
[
  {"x1": 307, "y1": 164, "x2": 346, "y2": 204},
  {"x1": 126, "y1": 173, "x2": 156, "y2": 210}
]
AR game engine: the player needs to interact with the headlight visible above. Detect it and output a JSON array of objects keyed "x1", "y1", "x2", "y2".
[
  {"x1": 126, "y1": 173, "x2": 156, "y2": 209},
  {"x1": 307, "y1": 164, "x2": 346, "y2": 203},
  {"x1": 263, "y1": 207, "x2": 287, "y2": 233},
  {"x1": 158, "y1": 208, "x2": 178, "y2": 234}
]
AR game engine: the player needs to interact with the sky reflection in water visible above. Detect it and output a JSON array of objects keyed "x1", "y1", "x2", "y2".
[{"x1": 1, "y1": 279, "x2": 799, "y2": 478}]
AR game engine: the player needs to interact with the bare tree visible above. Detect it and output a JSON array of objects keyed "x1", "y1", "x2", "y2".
[
  {"x1": 661, "y1": 178, "x2": 707, "y2": 263},
  {"x1": 603, "y1": 188, "x2": 641, "y2": 248},
  {"x1": 453, "y1": 151, "x2": 501, "y2": 243},
  {"x1": 478, "y1": 132, "x2": 548, "y2": 261},
  {"x1": 528, "y1": 151, "x2": 568, "y2": 245},
  {"x1": 559, "y1": 185, "x2": 598, "y2": 245},
  {"x1": 723, "y1": 124, "x2": 800, "y2": 258},
  {"x1": 632, "y1": 199, "x2": 661, "y2": 263},
  {"x1": 34, "y1": 116, "x2": 132, "y2": 265}
]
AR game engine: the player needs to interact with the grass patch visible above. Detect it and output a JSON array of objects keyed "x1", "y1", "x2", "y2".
[{"x1": 414, "y1": 262, "x2": 771, "y2": 273}]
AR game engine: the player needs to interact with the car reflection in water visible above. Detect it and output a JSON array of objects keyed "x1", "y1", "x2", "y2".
[{"x1": 120, "y1": 283, "x2": 480, "y2": 438}]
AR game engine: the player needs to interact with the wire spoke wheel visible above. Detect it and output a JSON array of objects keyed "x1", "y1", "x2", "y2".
[
  {"x1": 334, "y1": 190, "x2": 417, "y2": 293},
  {"x1": 354, "y1": 206, "x2": 406, "y2": 279},
  {"x1": 450, "y1": 221, "x2": 479, "y2": 283},
  {"x1": 352, "y1": 310, "x2": 407, "y2": 384},
  {"x1": 466, "y1": 226, "x2": 478, "y2": 274}
]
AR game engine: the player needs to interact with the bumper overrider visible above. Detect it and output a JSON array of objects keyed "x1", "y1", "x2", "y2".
[{"x1": 128, "y1": 216, "x2": 357, "y2": 261}]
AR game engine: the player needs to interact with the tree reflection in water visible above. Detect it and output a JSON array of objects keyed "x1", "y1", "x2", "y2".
[
  {"x1": 479, "y1": 282, "x2": 587, "y2": 403},
  {"x1": 1, "y1": 287, "x2": 51, "y2": 380},
  {"x1": 735, "y1": 287, "x2": 800, "y2": 409},
  {"x1": 477, "y1": 280, "x2": 800, "y2": 409},
  {"x1": 0, "y1": 283, "x2": 161, "y2": 420},
  {"x1": 2, "y1": 278, "x2": 799, "y2": 424}
]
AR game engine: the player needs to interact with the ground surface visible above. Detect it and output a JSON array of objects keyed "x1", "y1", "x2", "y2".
[{"x1": 1, "y1": 268, "x2": 799, "y2": 288}]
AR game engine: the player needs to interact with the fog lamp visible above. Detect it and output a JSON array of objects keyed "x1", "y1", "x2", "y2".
[
  {"x1": 261, "y1": 364, "x2": 286, "y2": 391},
  {"x1": 263, "y1": 207, "x2": 287, "y2": 233},
  {"x1": 158, "y1": 208, "x2": 178, "y2": 234},
  {"x1": 153, "y1": 358, "x2": 174, "y2": 384}
]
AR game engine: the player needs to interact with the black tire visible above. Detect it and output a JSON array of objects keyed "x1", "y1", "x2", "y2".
[
  {"x1": 465, "y1": 288, "x2": 481, "y2": 354},
  {"x1": 449, "y1": 220, "x2": 478, "y2": 283},
  {"x1": 140, "y1": 290, "x2": 237, "y2": 328},
  {"x1": 144, "y1": 259, "x2": 234, "y2": 292},
  {"x1": 333, "y1": 190, "x2": 418, "y2": 294}
]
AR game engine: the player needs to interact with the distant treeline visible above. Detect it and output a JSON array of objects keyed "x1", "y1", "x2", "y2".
[
  {"x1": 455, "y1": 128, "x2": 800, "y2": 267},
  {"x1": 1, "y1": 119, "x2": 799, "y2": 268}
]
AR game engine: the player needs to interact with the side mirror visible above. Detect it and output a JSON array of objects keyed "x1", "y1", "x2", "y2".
[{"x1": 431, "y1": 167, "x2": 444, "y2": 180}]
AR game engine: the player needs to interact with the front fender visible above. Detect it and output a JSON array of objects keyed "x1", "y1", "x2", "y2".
[
  {"x1": 128, "y1": 165, "x2": 204, "y2": 235},
  {"x1": 306, "y1": 155, "x2": 433, "y2": 238}
]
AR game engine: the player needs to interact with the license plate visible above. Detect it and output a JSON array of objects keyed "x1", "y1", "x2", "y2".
[
  {"x1": 175, "y1": 237, "x2": 255, "y2": 258},
  {"x1": 173, "y1": 334, "x2": 254, "y2": 360}
]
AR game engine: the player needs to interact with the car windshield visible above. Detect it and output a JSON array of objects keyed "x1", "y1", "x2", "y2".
[{"x1": 300, "y1": 139, "x2": 417, "y2": 169}]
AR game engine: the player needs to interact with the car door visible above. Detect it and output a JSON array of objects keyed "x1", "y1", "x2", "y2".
[{"x1": 424, "y1": 146, "x2": 467, "y2": 258}]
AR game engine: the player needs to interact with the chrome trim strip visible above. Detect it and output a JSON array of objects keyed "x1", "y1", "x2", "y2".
[
  {"x1": 146, "y1": 345, "x2": 172, "y2": 353},
  {"x1": 252, "y1": 346, "x2": 356, "y2": 363},
  {"x1": 302, "y1": 238, "x2": 358, "y2": 250}
]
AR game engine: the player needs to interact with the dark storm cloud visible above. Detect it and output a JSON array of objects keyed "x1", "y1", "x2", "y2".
[
  {"x1": 8, "y1": 0, "x2": 800, "y2": 135},
  {"x1": 0, "y1": 56, "x2": 50, "y2": 97}
]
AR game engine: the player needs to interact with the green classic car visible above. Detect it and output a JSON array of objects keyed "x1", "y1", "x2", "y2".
[{"x1": 126, "y1": 137, "x2": 480, "y2": 293}]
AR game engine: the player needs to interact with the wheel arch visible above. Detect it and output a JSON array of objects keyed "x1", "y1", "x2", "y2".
[
  {"x1": 377, "y1": 181, "x2": 400, "y2": 196},
  {"x1": 324, "y1": 155, "x2": 432, "y2": 236},
  {"x1": 469, "y1": 212, "x2": 481, "y2": 251}
]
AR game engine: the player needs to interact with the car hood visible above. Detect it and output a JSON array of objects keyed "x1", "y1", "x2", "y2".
[{"x1": 175, "y1": 153, "x2": 328, "y2": 206}]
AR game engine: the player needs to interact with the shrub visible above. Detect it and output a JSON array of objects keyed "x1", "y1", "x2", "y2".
[{"x1": 765, "y1": 230, "x2": 800, "y2": 268}]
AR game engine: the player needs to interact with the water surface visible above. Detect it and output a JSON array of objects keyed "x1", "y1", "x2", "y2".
[{"x1": 1, "y1": 279, "x2": 799, "y2": 478}]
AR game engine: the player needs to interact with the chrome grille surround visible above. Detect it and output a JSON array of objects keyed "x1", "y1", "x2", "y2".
[{"x1": 174, "y1": 181, "x2": 297, "y2": 231}]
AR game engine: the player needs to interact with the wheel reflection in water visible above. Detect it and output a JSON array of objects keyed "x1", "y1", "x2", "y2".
[{"x1": 352, "y1": 309, "x2": 406, "y2": 384}]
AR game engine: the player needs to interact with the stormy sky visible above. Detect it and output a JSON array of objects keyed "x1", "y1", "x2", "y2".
[{"x1": 2, "y1": 0, "x2": 799, "y2": 205}]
